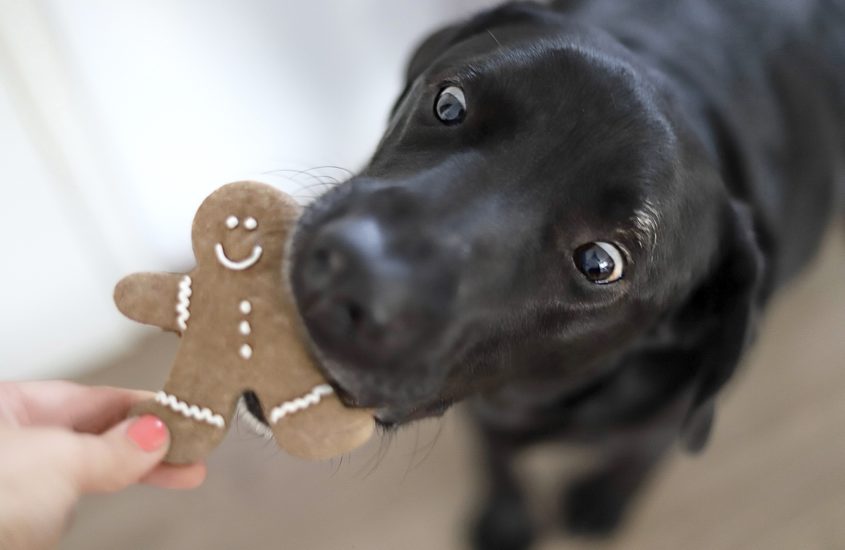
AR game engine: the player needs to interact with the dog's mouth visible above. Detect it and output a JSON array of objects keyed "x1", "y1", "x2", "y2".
[
  {"x1": 301, "y1": 346, "x2": 409, "y2": 427},
  {"x1": 326, "y1": 382, "x2": 396, "y2": 429},
  {"x1": 302, "y1": 342, "x2": 462, "y2": 430}
]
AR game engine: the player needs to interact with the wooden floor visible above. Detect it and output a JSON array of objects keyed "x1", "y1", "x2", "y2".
[{"x1": 62, "y1": 228, "x2": 845, "y2": 550}]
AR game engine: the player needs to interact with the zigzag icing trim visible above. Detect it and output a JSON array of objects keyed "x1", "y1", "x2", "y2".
[
  {"x1": 269, "y1": 384, "x2": 334, "y2": 424},
  {"x1": 154, "y1": 391, "x2": 225, "y2": 428},
  {"x1": 175, "y1": 275, "x2": 192, "y2": 331}
]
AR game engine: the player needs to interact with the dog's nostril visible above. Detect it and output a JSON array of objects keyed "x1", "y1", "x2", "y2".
[
  {"x1": 313, "y1": 246, "x2": 346, "y2": 274},
  {"x1": 302, "y1": 246, "x2": 348, "y2": 297},
  {"x1": 312, "y1": 247, "x2": 329, "y2": 269},
  {"x1": 346, "y1": 302, "x2": 365, "y2": 326}
]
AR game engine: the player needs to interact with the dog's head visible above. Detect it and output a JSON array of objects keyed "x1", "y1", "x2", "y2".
[{"x1": 287, "y1": 2, "x2": 763, "y2": 443}]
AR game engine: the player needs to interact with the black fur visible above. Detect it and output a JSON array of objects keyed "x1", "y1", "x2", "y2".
[{"x1": 276, "y1": 1, "x2": 845, "y2": 547}]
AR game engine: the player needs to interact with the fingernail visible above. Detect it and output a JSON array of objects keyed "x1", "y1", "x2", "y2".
[{"x1": 127, "y1": 415, "x2": 169, "y2": 452}]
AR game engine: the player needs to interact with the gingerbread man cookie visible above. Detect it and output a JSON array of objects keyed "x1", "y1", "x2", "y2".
[{"x1": 114, "y1": 181, "x2": 374, "y2": 464}]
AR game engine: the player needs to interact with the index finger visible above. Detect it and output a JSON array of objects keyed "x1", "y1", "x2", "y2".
[{"x1": 0, "y1": 381, "x2": 153, "y2": 433}]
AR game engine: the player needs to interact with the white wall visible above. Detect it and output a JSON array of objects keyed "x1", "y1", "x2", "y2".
[{"x1": 0, "y1": 0, "x2": 499, "y2": 380}]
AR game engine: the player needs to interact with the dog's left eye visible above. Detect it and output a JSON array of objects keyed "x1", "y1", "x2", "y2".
[
  {"x1": 435, "y1": 86, "x2": 466, "y2": 125},
  {"x1": 574, "y1": 242, "x2": 625, "y2": 284}
]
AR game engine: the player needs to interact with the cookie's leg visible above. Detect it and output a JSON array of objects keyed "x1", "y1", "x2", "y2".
[
  {"x1": 132, "y1": 391, "x2": 233, "y2": 464},
  {"x1": 132, "y1": 355, "x2": 241, "y2": 464},
  {"x1": 256, "y1": 385, "x2": 374, "y2": 461}
]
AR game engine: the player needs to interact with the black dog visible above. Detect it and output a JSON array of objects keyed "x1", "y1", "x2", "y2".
[{"x1": 262, "y1": 1, "x2": 845, "y2": 548}]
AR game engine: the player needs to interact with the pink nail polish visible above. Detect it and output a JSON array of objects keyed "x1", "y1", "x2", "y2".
[{"x1": 127, "y1": 415, "x2": 168, "y2": 452}]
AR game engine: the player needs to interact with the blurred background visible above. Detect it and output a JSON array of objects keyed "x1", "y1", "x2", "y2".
[{"x1": 1, "y1": 1, "x2": 844, "y2": 549}]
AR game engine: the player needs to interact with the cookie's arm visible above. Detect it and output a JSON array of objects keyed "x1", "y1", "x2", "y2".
[{"x1": 114, "y1": 272, "x2": 192, "y2": 333}]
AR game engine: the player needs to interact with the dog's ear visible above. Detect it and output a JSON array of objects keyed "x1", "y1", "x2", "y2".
[
  {"x1": 401, "y1": 24, "x2": 462, "y2": 90},
  {"x1": 391, "y1": 2, "x2": 558, "y2": 117},
  {"x1": 678, "y1": 200, "x2": 765, "y2": 452},
  {"x1": 389, "y1": 22, "x2": 459, "y2": 118}
]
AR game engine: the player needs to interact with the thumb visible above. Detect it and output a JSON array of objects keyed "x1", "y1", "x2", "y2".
[{"x1": 64, "y1": 415, "x2": 170, "y2": 494}]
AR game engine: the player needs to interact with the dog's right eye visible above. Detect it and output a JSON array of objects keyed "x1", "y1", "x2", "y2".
[
  {"x1": 434, "y1": 86, "x2": 466, "y2": 125},
  {"x1": 574, "y1": 242, "x2": 625, "y2": 284}
]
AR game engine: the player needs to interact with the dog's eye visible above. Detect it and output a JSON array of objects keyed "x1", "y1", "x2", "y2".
[
  {"x1": 574, "y1": 242, "x2": 625, "y2": 284},
  {"x1": 434, "y1": 86, "x2": 466, "y2": 125}
]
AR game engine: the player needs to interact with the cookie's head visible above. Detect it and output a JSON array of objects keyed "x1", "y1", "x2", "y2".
[{"x1": 192, "y1": 181, "x2": 301, "y2": 274}]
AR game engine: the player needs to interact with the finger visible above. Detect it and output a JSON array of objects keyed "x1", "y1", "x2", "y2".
[
  {"x1": 141, "y1": 462, "x2": 207, "y2": 489},
  {"x1": 0, "y1": 429, "x2": 82, "y2": 550},
  {"x1": 2, "y1": 381, "x2": 152, "y2": 432},
  {"x1": 61, "y1": 414, "x2": 170, "y2": 493}
]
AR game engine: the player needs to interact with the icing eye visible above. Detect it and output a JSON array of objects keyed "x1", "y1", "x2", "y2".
[
  {"x1": 434, "y1": 85, "x2": 466, "y2": 125},
  {"x1": 244, "y1": 217, "x2": 258, "y2": 230},
  {"x1": 574, "y1": 242, "x2": 625, "y2": 284},
  {"x1": 225, "y1": 216, "x2": 239, "y2": 229}
]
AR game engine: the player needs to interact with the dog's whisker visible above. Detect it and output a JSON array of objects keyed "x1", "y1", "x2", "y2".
[
  {"x1": 486, "y1": 28, "x2": 503, "y2": 49},
  {"x1": 410, "y1": 419, "x2": 446, "y2": 472},
  {"x1": 359, "y1": 429, "x2": 395, "y2": 479},
  {"x1": 264, "y1": 167, "x2": 349, "y2": 207},
  {"x1": 329, "y1": 452, "x2": 347, "y2": 477},
  {"x1": 299, "y1": 168, "x2": 343, "y2": 185},
  {"x1": 266, "y1": 168, "x2": 335, "y2": 189},
  {"x1": 401, "y1": 423, "x2": 423, "y2": 484},
  {"x1": 303, "y1": 164, "x2": 354, "y2": 178},
  {"x1": 296, "y1": 179, "x2": 340, "y2": 192}
]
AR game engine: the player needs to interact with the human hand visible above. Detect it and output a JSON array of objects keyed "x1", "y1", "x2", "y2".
[{"x1": 0, "y1": 381, "x2": 207, "y2": 549}]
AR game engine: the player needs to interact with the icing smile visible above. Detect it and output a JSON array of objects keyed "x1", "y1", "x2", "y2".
[{"x1": 215, "y1": 243, "x2": 263, "y2": 271}]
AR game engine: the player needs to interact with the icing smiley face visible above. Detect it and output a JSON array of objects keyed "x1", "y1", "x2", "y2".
[
  {"x1": 190, "y1": 182, "x2": 297, "y2": 273},
  {"x1": 215, "y1": 215, "x2": 263, "y2": 271}
]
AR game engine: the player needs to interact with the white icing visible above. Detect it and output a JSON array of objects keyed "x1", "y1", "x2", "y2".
[
  {"x1": 154, "y1": 391, "x2": 225, "y2": 428},
  {"x1": 269, "y1": 384, "x2": 334, "y2": 424},
  {"x1": 244, "y1": 217, "x2": 258, "y2": 230},
  {"x1": 240, "y1": 343, "x2": 253, "y2": 360},
  {"x1": 225, "y1": 215, "x2": 239, "y2": 229},
  {"x1": 237, "y1": 301, "x2": 253, "y2": 360},
  {"x1": 215, "y1": 243, "x2": 263, "y2": 271},
  {"x1": 175, "y1": 275, "x2": 192, "y2": 331}
]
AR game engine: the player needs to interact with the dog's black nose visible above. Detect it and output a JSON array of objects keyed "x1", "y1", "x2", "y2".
[{"x1": 294, "y1": 216, "x2": 441, "y2": 362}]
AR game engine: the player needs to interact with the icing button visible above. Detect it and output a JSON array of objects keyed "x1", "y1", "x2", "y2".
[
  {"x1": 239, "y1": 300, "x2": 252, "y2": 315},
  {"x1": 239, "y1": 320, "x2": 251, "y2": 335},
  {"x1": 239, "y1": 344, "x2": 253, "y2": 360}
]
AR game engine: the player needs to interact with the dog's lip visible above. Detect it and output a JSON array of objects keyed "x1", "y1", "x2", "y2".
[
  {"x1": 301, "y1": 336, "x2": 383, "y2": 405},
  {"x1": 327, "y1": 380, "x2": 365, "y2": 408},
  {"x1": 312, "y1": 359, "x2": 435, "y2": 425},
  {"x1": 328, "y1": 381, "x2": 399, "y2": 428},
  {"x1": 311, "y1": 354, "x2": 455, "y2": 429},
  {"x1": 303, "y1": 337, "x2": 461, "y2": 425},
  {"x1": 370, "y1": 399, "x2": 454, "y2": 429},
  {"x1": 294, "y1": 296, "x2": 454, "y2": 425},
  {"x1": 310, "y1": 357, "x2": 389, "y2": 409}
]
